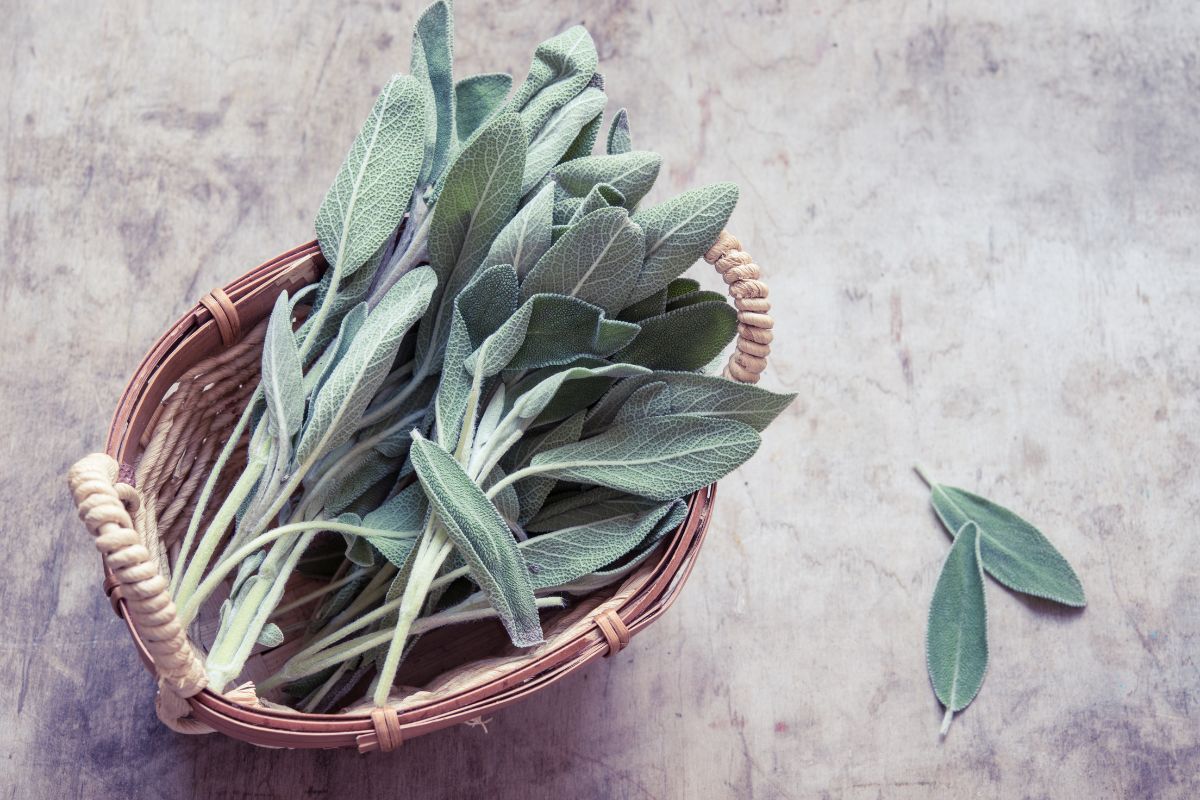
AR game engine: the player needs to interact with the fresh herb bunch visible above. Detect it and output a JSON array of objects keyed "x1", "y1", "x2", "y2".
[{"x1": 168, "y1": 2, "x2": 794, "y2": 712}]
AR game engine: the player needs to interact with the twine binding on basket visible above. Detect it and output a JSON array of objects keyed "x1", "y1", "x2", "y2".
[{"x1": 66, "y1": 230, "x2": 774, "y2": 746}]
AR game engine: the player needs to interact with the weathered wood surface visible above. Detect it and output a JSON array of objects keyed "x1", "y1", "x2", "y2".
[{"x1": 3, "y1": 1, "x2": 1198, "y2": 797}]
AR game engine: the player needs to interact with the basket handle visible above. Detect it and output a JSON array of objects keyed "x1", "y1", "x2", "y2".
[
  {"x1": 67, "y1": 453, "x2": 211, "y2": 731},
  {"x1": 704, "y1": 231, "x2": 773, "y2": 384}
]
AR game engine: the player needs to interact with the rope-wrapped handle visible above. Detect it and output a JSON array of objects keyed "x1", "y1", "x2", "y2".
[
  {"x1": 67, "y1": 453, "x2": 211, "y2": 731},
  {"x1": 705, "y1": 231, "x2": 773, "y2": 384}
]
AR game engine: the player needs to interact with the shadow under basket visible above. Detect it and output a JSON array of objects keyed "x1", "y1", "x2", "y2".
[{"x1": 67, "y1": 232, "x2": 774, "y2": 751}]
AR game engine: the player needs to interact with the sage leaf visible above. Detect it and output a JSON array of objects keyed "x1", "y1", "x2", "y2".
[
  {"x1": 569, "y1": 183, "x2": 624, "y2": 226},
  {"x1": 614, "y1": 301, "x2": 738, "y2": 371},
  {"x1": 512, "y1": 411, "x2": 586, "y2": 523},
  {"x1": 525, "y1": 415, "x2": 760, "y2": 501},
  {"x1": 521, "y1": 207, "x2": 645, "y2": 313},
  {"x1": 927, "y1": 522, "x2": 989, "y2": 735},
  {"x1": 553, "y1": 151, "x2": 662, "y2": 210},
  {"x1": 262, "y1": 292, "x2": 304, "y2": 439},
  {"x1": 509, "y1": 364, "x2": 649, "y2": 429},
  {"x1": 409, "y1": 432, "x2": 543, "y2": 646},
  {"x1": 455, "y1": 73, "x2": 513, "y2": 142},
  {"x1": 924, "y1": 475, "x2": 1086, "y2": 607},
  {"x1": 303, "y1": 303, "x2": 366, "y2": 400},
  {"x1": 667, "y1": 277, "x2": 700, "y2": 298},
  {"x1": 628, "y1": 182, "x2": 739, "y2": 304},
  {"x1": 435, "y1": 264, "x2": 519, "y2": 450},
  {"x1": 257, "y1": 623, "x2": 285, "y2": 648},
  {"x1": 410, "y1": 0, "x2": 455, "y2": 187},
  {"x1": 507, "y1": 26, "x2": 598, "y2": 138},
  {"x1": 585, "y1": 371, "x2": 794, "y2": 435},
  {"x1": 361, "y1": 483, "x2": 426, "y2": 568},
  {"x1": 561, "y1": 110, "x2": 603, "y2": 162},
  {"x1": 314, "y1": 75, "x2": 427, "y2": 282},
  {"x1": 607, "y1": 108, "x2": 632, "y2": 155},
  {"x1": 520, "y1": 499, "x2": 676, "y2": 589},
  {"x1": 522, "y1": 87, "x2": 606, "y2": 195},
  {"x1": 297, "y1": 267, "x2": 436, "y2": 466},
  {"x1": 502, "y1": 294, "x2": 639, "y2": 371},
  {"x1": 618, "y1": 287, "x2": 666, "y2": 322},
  {"x1": 421, "y1": 113, "x2": 527, "y2": 368},
  {"x1": 483, "y1": 182, "x2": 554, "y2": 277},
  {"x1": 611, "y1": 381, "x2": 670, "y2": 425}
]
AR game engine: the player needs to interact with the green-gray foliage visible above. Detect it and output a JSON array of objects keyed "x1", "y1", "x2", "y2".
[{"x1": 926, "y1": 522, "x2": 988, "y2": 735}]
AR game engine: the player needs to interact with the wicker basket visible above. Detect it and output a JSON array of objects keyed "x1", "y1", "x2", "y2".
[{"x1": 67, "y1": 231, "x2": 773, "y2": 751}]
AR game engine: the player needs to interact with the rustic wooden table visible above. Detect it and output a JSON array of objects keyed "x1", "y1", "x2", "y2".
[{"x1": 3, "y1": 1, "x2": 1198, "y2": 797}]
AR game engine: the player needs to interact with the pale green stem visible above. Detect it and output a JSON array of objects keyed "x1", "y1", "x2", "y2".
[
  {"x1": 260, "y1": 596, "x2": 566, "y2": 691},
  {"x1": 170, "y1": 387, "x2": 263, "y2": 595},
  {"x1": 179, "y1": 520, "x2": 415, "y2": 625},
  {"x1": 357, "y1": 362, "x2": 430, "y2": 429},
  {"x1": 484, "y1": 462, "x2": 551, "y2": 500},
  {"x1": 940, "y1": 708, "x2": 954, "y2": 736},
  {"x1": 299, "y1": 659, "x2": 353, "y2": 713},
  {"x1": 269, "y1": 570, "x2": 364, "y2": 620},
  {"x1": 307, "y1": 563, "x2": 397, "y2": 644},
  {"x1": 174, "y1": 452, "x2": 268, "y2": 609},
  {"x1": 914, "y1": 463, "x2": 934, "y2": 488},
  {"x1": 371, "y1": 520, "x2": 453, "y2": 706}
]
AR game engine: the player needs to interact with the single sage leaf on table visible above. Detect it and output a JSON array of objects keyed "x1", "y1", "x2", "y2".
[
  {"x1": 927, "y1": 521, "x2": 989, "y2": 736},
  {"x1": 924, "y1": 474, "x2": 1086, "y2": 607},
  {"x1": 526, "y1": 414, "x2": 760, "y2": 501},
  {"x1": 409, "y1": 432, "x2": 544, "y2": 647}
]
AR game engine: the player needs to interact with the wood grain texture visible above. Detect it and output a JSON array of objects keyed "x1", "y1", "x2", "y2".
[{"x1": 3, "y1": 0, "x2": 1199, "y2": 797}]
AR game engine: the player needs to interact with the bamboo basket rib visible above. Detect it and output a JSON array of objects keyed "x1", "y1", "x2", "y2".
[{"x1": 67, "y1": 231, "x2": 774, "y2": 751}]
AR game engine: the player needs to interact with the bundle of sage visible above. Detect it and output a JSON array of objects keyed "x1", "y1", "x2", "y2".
[{"x1": 165, "y1": 2, "x2": 794, "y2": 712}]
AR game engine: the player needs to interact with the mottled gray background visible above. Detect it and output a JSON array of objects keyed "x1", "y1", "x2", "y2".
[{"x1": 3, "y1": 0, "x2": 1198, "y2": 797}]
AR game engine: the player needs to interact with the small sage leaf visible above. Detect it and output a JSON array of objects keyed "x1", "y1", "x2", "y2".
[
  {"x1": 926, "y1": 522, "x2": 989, "y2": 735},
  {"x1": 560, "y1": 109, "x2": 603, "y2": 162},
  {"x1": 409, "y1": 432, "x2": 543, "y2": 647},
  {"x1": 522, "y1": 86, "x2": 606, "y2": 195},
  {"x1": 607, "y1": 108, "x2": 632, "y2": 155},
  {"x1": 925, "y1": 475, "x2": 1086, "y2": 607},
  {"x1": 569, "y1": 183, "x2": 624, "y2": 226},
  {"x1": 552, "y1": 151, "x2": 662, "y2": 210},
  {"x1": 483, "y1": 182, "x2": 554, "y2": 277},
  {"x1": 410, "y1": 0, "x2": 456, "y2": 187},
  {"x1": 256, "y1": 623, "x2": 285, "y2": 649}
]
